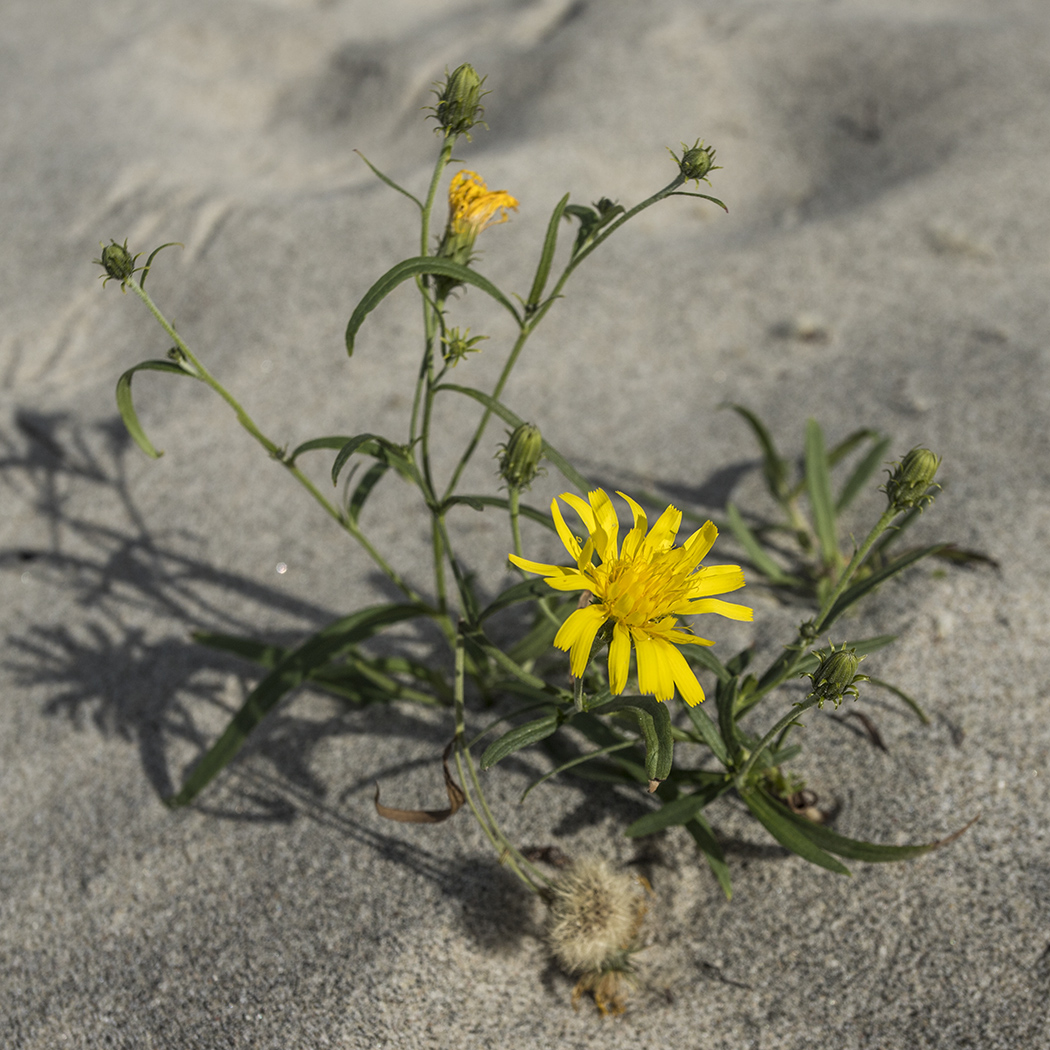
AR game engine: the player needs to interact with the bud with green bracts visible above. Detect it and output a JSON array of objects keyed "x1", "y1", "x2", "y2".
[
  {"x1": 884, "y1": 447, "x2": 941, "y2": 514},
  {"x1": 804, "y1": 645, "x2": 869, "y2": 709},
  {"x1": 94, "y1": 239, "x2": 140, "y2": 288},
  {"x1": 431, "y1": 64, "x2": 487, "y2": 140},
  {"x1": 669, "y1": 139, "x2": 718, "y2": 184},
  {"x1": 498, "y1": 423, "x2": 545, "y2": 490}
]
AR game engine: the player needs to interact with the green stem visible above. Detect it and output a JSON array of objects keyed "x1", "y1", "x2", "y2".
[
  {"x1": 127, "y1": 280, "x2": 422, "y2": 604},
  {"x1": 750, "y1": 506, "x2": 900, "y2": 705},
  {"x1": 452, "y1": 625, "x2": 551, "y2": 892},
  {"x1": 508, "y1": 485, "x2": 524, "y2": 559},
  {"x1": 735, "y1": 695, "x2": 820, "y2": 788}
]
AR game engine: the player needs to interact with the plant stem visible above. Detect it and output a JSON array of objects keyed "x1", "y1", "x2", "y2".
[
  {"x1": 128, "y1": 280, "x2": 422, "y2": 604},
  {"x1": 735, "y1": 695, "x2": 820, "y2": 788}
]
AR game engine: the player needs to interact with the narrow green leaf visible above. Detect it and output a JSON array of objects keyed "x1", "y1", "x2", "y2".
[
  {"x1": 443, "y1": 494, "x2": 554, "y2": 528},
  {"x1": 526, "y1": 192, "x2": 570, "y2": 308},
  {"x1": 192, "y1": 631, "x2": 286, "y2": 667},
  {"x1": 625, "y1": 776, "x2": 729, "y2": 837},
  {"x1": 685, "y1": 813, "x2": 733, "y2": 899},
  {"x1": 835, "y1": 435, "x2": 892, "y2": 513},
  {"x1": 668, "y1": 190, "x2": 729, "y2": 212},
  {"x1": 715, "y1": 676, "x2": 746, "y2": 760},
  {"x1": 868, "y1": 676, "x2": 930, "y2": 724},
  {"x1": 569, "y1": 713, "x2": 648, "y2": 784},
  {"x1": 724, "y1": 501, "x2": 795, "y2": 583},
  {"x1": 167, "y1": 603, "x2": 430, "y2": 807},
  {"x1": 138, "y1": 242, "x2": 183, "y2": 291},
  {"x1": 346, "y1": 257, "x2": 521, "y2": 356},
  {"x1": 480, "y1": 714, "x2": 561, "y2": 770},
  {"x1": 331, "y1": 434, "x2": 415, "y2": 487},
  {"x1": 347, "y1": 460, "x2": 389, "y2": 524},
  {"x1": 682, "y1": 701, "x2": 731, "y2": 765},
  {"x1": 591, "y1": 695, "x2": 674, "y2": 783},
  {"x1": 116, "y1": 360, "x2": 195, "y2": 459},
  {"x1": 826, "y1": 428, "x2": 881, "y2": 469},
  {"x1": 805, "y1": 419, "x2": 838, "y2": 568},
  {"x1": 353, "y1": 150, "x2": 424, "y2": 210},
  {"x1": 756, "y1": 789, "x2": 971, "y2": 862},
  {"x1": 520, "y1": 740, "x2": 635, "y2": 802},
  {"x1": 824, "y1": 544, "x2": 948, "y2": 628},
  {"x1": 286, "y1": 435, "x2": 353, "y2": 467},
  {"x1": 434, "y1": 383, "x2": 591, "y2": 491},
  {"x1": 682, "y1": 645, "x2": 732, "y2": 685},
  {"x1": 478, "y1": 577, "x2": 554, "y2": 621},
  {"x1": 723, "y1": 403, "x2": 789, "y2": 502},
  {"x1": 741, "y1": 788, "x2": 852, "y2": 875}
]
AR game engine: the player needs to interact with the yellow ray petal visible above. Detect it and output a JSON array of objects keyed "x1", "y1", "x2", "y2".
[
  {"x1": 608, "y1": 622, "x2": 632, "y2": 694},
  {"x1": 554, "y1": 604, "x2": 608, "y2": 677}
]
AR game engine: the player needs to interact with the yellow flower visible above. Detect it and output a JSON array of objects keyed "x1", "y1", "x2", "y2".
[
  {"x1": 446, "y1": 170, "x2": 518, "y2": 241},
  {"x1": 509, "y1": 489, "x2": 752, "y2": 706}
]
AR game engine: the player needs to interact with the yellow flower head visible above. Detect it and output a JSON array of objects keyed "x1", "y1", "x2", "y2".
[
  {"x1": 446, "y1": 170, "x2": 518, "y2": 241},
  {"x1": 509, "y1": 489, "x2": 752, "y2": 706}
]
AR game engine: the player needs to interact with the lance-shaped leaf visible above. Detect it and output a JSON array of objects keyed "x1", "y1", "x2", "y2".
[
  {"x1": 441, "y1": 494, "x2": 554, "y2": 529},
  {"x1": 755, "y1": 789, "x2": 978, "y2": 862},
  {"x1": 285, "y1": 435, "x2": 353, "y2": 467},
  {"x1": 805, "y1": 419, "x2": 838, "y2": 570},
  {"x1": 519, "y1": 739, "x2": 636, "y2": 802},
  {"x1": 116, "y1": 360, "x2": 196, "y2": 459},
  {"x1": 345, "y1": 257, "x2": 522, "y2": 355},
  {"x1": 823, "y1": 544, "x2": 948, "y2": 628},
  {"x1": 723, "y1": 403, "x2": 789, "y2": 502},
  {"x1": 724, "y1": 501, "x2": 798, "y2": 585},
  {"x1": 331, "y1": 434, "x2": 416, "y2": 486},
  {"x1": 686, "y1": 812, "x2": 733, "y2": 900},
  {"x1": 480, "y1": 712, "x2": 562, "y2": 770},
  {"x1": 166, "y1": 603, "x2": 431, "y2": 807},
  {"x1": 434, "y1": 383, "x2": 591, "y2": 492},
  {"x1": 624, "y1": 774, "x2": 729, "y2": 837},
  {"x1": 525, "y1": 192, "x2": 570, "y2": 309},
  {"x1": 589, "y1": 695, "x2": 674, "y2": 787},
  {"x1": 835, "y1": 435, "x2": 892, "y2": 513},
  {"x1": 741, "y1": 786, "x2": 851, "y2": 875}
]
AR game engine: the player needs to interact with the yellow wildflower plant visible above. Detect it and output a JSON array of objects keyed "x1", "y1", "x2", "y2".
[{"x1": 510, "y1": 489, "x2": 752, "y2": 706}]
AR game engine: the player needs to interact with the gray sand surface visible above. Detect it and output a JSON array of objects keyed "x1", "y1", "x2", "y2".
[{"x1": 3, "y1": 1, "x2": 1050, "y2": 1046}]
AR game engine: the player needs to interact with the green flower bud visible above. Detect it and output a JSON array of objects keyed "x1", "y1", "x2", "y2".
[
  {"x1": 441, "y1": 326, "x2": 487, "y2": 367},
  {"x1": 431, "y1": 64, "x2": 487, "y2": 140},
  {"x1": 804, "y1": 645, "x2": 868, "y2": 709},
  {"x1": 94, "y1": 238, "x2": 141, "y2": 288},
  {"x1": 884, "y1": 447, "x2": 941, "y2": 513},
  {"x1": 670, "y1": 139, "x2": 719, "y2": 184},
  {"x1": 498, "y1": 423, "x2": 544, "y2": 490}
]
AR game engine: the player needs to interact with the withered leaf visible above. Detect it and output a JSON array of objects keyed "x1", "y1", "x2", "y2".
[{"x1": 374, "y1": 740, "x2": 466, "y2": 824}]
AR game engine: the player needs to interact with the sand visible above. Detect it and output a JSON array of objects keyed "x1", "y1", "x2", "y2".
[{"x1": 3, "y1": 0, "x2": 1050, "y2": 1046}]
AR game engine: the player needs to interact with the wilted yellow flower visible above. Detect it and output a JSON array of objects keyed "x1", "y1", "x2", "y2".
[
  {"x1": 445, "y1": 169, "x2": 517, "y2": 243},
  {"x1": 509, "y1": 489, "x2": 751, "y2": 706}
]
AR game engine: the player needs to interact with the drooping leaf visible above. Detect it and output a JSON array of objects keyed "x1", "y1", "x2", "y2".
[
  {"x1": 589, "y1": 695, "x2": 674, "y2": 786},
  {"x1": 286, "y1": 435, "x2": 353, "y2": 467},
  {"x1": 347, "y1": 460, "x2": 390, "y2": 524},
  {"x1": 346, "y1": 257, "x2": 521, "y2": 355},
  {"x1": 442, "y1": 494, "x2": 554, "y2": 529},
  {"x1": 116, "y1": 360, "x2": 195, "y2": 459}
]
